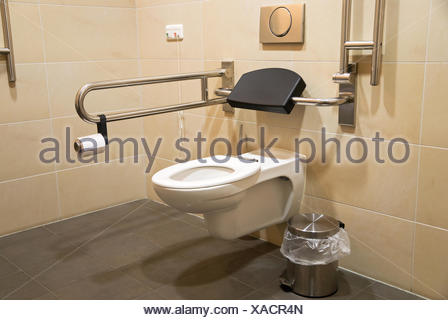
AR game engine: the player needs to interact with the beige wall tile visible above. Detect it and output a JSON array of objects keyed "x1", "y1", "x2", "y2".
[
  {"x1": 421, "y1": 64, "x2": 448, "y2": 148},
  {"x1": 143, "y1": 113, "x2": 181, "y2": 162},
  {"x1": 140, "y1": 60, "x2": 179, "y2": 108},
  {"x1": 304, "y1": 131, "x2": 418, "y2": 220},
  {"x1": 46, "y1": 61, "x2": 140, "y2": 117},
  {"x1": 0, "y1": 3, "x2": 45, "y2": 63},
  {"x1": 40, "y1": 5, "x2": 137, "y2": 62},
  {"x1": 427, "y1": 0, "x2": 448, "y2": 62},
  {"x1": 303, "y1": 196, "x2": 414, "y2": 290},
  {"x1": 351, "y1": 0, "x2": 430, "y2": 62},
  {"x1": 417, "y1": 147, "x2": 448, "y2": 230},
  {"x1": 40, "y1": 0, "x2": 135, "y2": 7},
  {"x1": 203, "y1": 0, "x2": 340, "y2": 61},
  {"x1": 0, "y1": 120, "x2": 54, "y2": 182},
  {"x1": 0, "y1": 64, "x2": 49, "y2": 124},
  {"x1": 353, "y1": 63, "x2": 424, "y2": 143},
  {"x1": 57, "y1": 158, "x2": 146, "y2": 218},
  {"x1": 183, "y1": 113, "x2": 258, "y2": 160},
  {"x1": 0, "y1": 174, "x2": 59, "y2": 236},
  {"x1": 146, "y1": 157, "x2": 175, "y2": 202},
  {"x1": 138, "y1": 1, "x2": 203, "y2": 60},
  {"x1": 251, "y1": 223, "x2": 286, "y2": 247},
  {"x1": 9, "y1": 0, "x2": 39, "y2": 3},
  {"x1": 179, "y1": 60, "x2": 204, "y2": 105},
  {"x1": 413, "y1": 224, "x2": 448, "y2": 299},
  {"x1": 136, "y1": 0, "x2": 196, "y2": 8}
]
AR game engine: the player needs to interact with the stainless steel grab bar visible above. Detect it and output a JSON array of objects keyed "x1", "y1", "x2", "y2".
[
  {"x1": 214, "y1": 88, "x2": 350, "y2": 107},
  {"x1": 0, "y1": 0, "x2": 15, "y2": 83},
  {"x1": 292, "y1": 96, "x2": 351, "y2": 107},
  {"x1": 75, "y1": 61, "x2": 235, "y2": 124},
  {"x1": 334, "y1": 0, "x2": 386, "y2": 86}
]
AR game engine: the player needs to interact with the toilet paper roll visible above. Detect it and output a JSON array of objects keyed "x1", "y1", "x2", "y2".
[{"x1": 74, "y1": 133, "x2": 106, "y2": 153}]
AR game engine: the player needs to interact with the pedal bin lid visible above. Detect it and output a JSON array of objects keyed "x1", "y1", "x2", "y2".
[{"x1": 288, "y1": 213, "x2": 340, "y2": 239}]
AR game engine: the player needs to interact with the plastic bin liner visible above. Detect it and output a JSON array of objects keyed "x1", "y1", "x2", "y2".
[{"x1": 280, "y1": 228, "x2": 351, "y2": 266}]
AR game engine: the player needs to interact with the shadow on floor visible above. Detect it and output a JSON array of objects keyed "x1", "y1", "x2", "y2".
[{"x1": 0, "y1": 199, "x2": 423, "y2": 300}]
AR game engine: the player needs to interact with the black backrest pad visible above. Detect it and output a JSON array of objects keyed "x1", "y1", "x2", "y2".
[{"x1": 227, "y1": 68, "x2": 306, "y2": 114}]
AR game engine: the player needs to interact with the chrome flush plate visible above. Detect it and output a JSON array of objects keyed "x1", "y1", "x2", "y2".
[{"x1": 260, "y1": 4, "x2": 305, "y2": 44}]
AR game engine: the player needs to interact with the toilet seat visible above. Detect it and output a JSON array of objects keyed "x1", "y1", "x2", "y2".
[{"x1": 152, "y1": 156, "x2": 261, "y2": 189}]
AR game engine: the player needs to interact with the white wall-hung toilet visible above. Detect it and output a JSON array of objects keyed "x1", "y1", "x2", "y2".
[{"x1": 152, "y1": 148, "x2": 306, "y2": 240}]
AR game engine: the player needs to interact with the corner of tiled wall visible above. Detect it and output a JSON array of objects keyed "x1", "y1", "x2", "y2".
[
  {"x1": 1, "y1": 0, "x2": 447, "y2": 300},
  {"x1": 0, "y1": 0, "x2": 146, "y2": 237}
]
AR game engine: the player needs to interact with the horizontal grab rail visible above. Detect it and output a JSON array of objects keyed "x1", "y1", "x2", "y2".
[
  {"x1": 214, "y1": 88, "x2": 351, "y2": 107},
  {"x1": 291, "y1": 96, "x2": 351, "y2": 107},
  {"x1": 75, "y1": 68, "x2": 228, "y2": 124}
]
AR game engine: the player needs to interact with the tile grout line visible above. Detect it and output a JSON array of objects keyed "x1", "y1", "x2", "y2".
[
  {"x1": 305, "y1": 194, "x2": 448, "y2": 233},
  {"x1": 1, "y1": 200, "x2": 150, "y2": 299},
  {"x1": 37, "y1": 0, "x2": 62, "y2": 222},
  {"x1": 134, "y1": 0, "x2": 148, "y2": 199},
  {"x1": 338, "y1": 267, "x2": 427, "y2": 300},
  {"x1": 410, "y1": 0, "x2": 434, "y2": 293},
  {"x1": 0, "y1": 198, "x2": 148, "y2": 240},
  {"x1": 0, "y1": 253, "x2": 58, "y2": 300},
  {"x1": 0, "y1": 154, "x2": 143, "y2": 185}
]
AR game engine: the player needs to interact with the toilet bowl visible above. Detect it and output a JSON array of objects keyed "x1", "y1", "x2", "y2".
[{"x1": 152, "y1": 148, "x2": 306, "y2": 240}]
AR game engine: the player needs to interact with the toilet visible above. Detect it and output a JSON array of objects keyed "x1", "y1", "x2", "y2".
[{"x1": 152, "y1": 148, "x2": 306, "y2": 240}]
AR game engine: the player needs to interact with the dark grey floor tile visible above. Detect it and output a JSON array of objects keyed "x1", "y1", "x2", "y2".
[
  {"x1": 178, "y1": 214, "x2": 207, "y2": 230},
  {"x1": 235, "y1": 236, "x2": 281, "y2": 255},
  {"x1": 33, "y1": 292, "x2": 59, "y2": 300},
  {"x1": 83, "y1": 233, "x2": 160, "y2": 268},
  {"x1": 134, "y1": 290, "x2": 166, "y2": 300},
  {"x1": 121, "y1": 251, "x2": 210, "y2": 290},
  {"x1": 53, "y1": 269, "x2": 147, "y2": 300},
  {"x1": 362, "y1": 282, "x2": 422, "y2": 300},
  {"x1": 338, "y1": 269, "x2": 373, "y2": 292},
  {"x1": 0, "y1": 256, "x2": 19, "y2": 278},
  {"x1": 242, "y1": 290, "x2": 277, "y2": 300},
  {"x1": 0, "y1": 272, "x2": 50, "y2": 300},
  {"x1": 155, "y1": 265, "x2": 253, "y2": 300},
  {"x1": 169, "y1": 236, "x2": 253, "y2": 263},
  {"x1": 35, "y1": 250, "x2": 114, "y2": 291},
  {"x1": 45, "y1": 200, "x2": 148, "y2": 246},
  {"x1": 82, "y1": 231, "x2": 162, "y2": 269},
  {"x1": 106, "y1": 203, "x2": 178, "y2": 236},
  {"x1": 0, "y1": 228, "x2": 79, "y2": 277},
  {"x1": 0, "y1": 227, "x2": 53, "y2": 251},
  {"x1": 254, "y1": 279, "x2": 309, "y2": 300},
  {"x1": 352, "y1": 289, "x2": 386, "y2": 300},
  {"x1": 137, "y1": 220, "x2": 209, "y2": 248},
  {"x1": 219, "y1": 251, "x2": 286, "y2": 289}
]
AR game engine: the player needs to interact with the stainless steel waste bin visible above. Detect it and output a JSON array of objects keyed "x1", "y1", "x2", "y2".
[{"x1": 279, "y1": 213, "x2": 344, "y2": 298}]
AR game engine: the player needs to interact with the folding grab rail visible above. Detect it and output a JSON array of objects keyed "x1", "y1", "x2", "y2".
[
  {"x1": 0, "y1": 0, "x2": 15, "y2": 83},
  {"x1": 76, "y1": 61, "x2": 235, "y2": 125}
]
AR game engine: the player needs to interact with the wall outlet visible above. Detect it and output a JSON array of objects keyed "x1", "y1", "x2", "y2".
[{"x1": 166, "y1": 24, "x2": 184, "y2": 41}]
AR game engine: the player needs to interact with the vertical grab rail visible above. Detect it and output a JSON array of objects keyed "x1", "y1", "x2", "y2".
[
  {"x1": 0, "y1": 0, "x2": 15, "y2": 83},
  {"x1": 334, "y1": 0, "x2": 386, "y2": 86},
  {"x1": 371, "y1": 0, "x2": 386, "y2": 86}
]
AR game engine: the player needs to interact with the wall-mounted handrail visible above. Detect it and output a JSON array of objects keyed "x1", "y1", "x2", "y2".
[
  {"x1": 334, "y1": 0, "x2": 386, "y2": 86},
  {"x1": 0, "y1": 0, "x2": 15, "y2": 83},
  {"x1": 75, "y1": 63, "x2": 234, "y2": 125},
  {"x1": 213, "y1": 88, "x2": 351, "y2": 107}
]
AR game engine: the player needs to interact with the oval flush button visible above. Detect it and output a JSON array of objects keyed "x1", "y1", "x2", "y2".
[{"x1": 269, "y1": 7, "x2": 292, "y2": 37}]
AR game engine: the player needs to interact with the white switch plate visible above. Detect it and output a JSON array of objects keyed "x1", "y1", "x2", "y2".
[{"x1": 166, "y1": 24, "x2": 184, "y2": 41}]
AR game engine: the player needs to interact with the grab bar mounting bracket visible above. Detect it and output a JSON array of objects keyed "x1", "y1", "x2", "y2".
[{"x1": 221, "y1": 61, "x2": 235, "y2": 114}]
